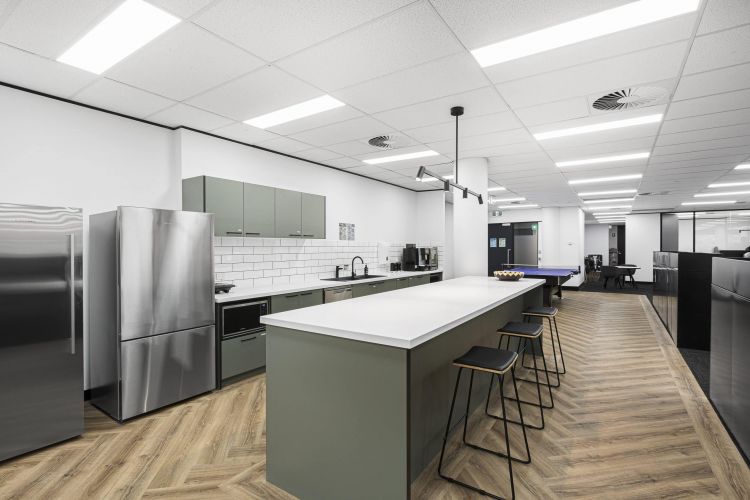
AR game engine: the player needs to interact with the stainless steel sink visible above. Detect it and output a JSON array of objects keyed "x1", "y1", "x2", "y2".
[{"x1": 321, "y1": 275, "x2": 386, "y2": 282}]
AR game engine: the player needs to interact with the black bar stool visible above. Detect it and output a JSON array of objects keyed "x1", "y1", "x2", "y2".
[
  {"x1": 487, "y1": 321, "x2": 553, "y2": 430},
  {"x1": 438, "y1": 346, "x2": 530, "y2": 500},
  {"x1": 521, "y1": 306, "x2": 566, "y2": 387}
]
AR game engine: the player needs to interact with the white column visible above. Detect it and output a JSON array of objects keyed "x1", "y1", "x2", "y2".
[{"x1": 451, "y1": 157, "x2": 488, "y2": 277}]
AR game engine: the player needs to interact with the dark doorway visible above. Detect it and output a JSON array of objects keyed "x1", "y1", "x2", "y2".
[
  {"x1": 488, "y1": 223, "x2": 514, "y2": 276},
  {"x1": 617, "y1": 225, "x2": 626, "y2": 265}
]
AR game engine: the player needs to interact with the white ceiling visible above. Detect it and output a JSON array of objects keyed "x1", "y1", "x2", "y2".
[{"x1": 0, "y1": 0, "x2": 749, "y2": 217}]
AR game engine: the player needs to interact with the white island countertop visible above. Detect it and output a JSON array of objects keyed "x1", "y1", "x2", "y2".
[
  {"x1": 215, "y1": 269, "x2": 442, "y2": 303},
  {"x1": 260, "y1": 276, "x2": 544, "y2": 349}
]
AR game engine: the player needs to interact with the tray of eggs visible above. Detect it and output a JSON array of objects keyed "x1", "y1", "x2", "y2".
[{"x1": 493, "y1": 270, "x2": 524, "y2": 281}]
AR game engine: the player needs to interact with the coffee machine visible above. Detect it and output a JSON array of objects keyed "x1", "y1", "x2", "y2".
[{"x1": 402, "y1": 245, "x2": 438, "y2": 271}]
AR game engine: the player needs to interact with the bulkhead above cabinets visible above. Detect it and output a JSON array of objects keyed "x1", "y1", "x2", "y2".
[{"x1": 182, "y1": 176, "x2": 325, "y2": 239}]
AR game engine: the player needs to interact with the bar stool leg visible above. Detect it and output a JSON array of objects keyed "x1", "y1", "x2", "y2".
[
  {"x1": 499, "y1": 374, "x2": 516, "y2": 500},
  {"x1": 438, "y1": 368, "x2": 463, "y2": 478},
  {"x1": 508, "y1": 336, "x2": 554, "y2": 410},
  {"x1": 462, "y1": 370, "x2": 475, "y2": 445},
  {"x1": 553, "y1": 317, "x2": 566, "y2": 374}
]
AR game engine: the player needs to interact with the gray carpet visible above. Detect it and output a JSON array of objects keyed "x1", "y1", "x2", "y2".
[{"x1": 679, "y1": 348, "x2": 710, "y2": 397}]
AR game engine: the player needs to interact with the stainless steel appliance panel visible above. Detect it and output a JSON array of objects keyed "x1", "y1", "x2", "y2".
[
  {"x1": 325, "y1": 286, "x2": 352, "y2": 303},
  {"x1": 0, "y1": 204, "x2": 83, "y2": 462},
  {"x1": 120, "y1": 325, "x2": 215, "y2": 420},
  {"x1": 118, "y1": 207, "x2": 214, "y2": 341}
]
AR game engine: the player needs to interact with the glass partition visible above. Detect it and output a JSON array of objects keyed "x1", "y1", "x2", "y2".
[{"x1": 694, "y1": 210, "x2": 750, "y2": 254}]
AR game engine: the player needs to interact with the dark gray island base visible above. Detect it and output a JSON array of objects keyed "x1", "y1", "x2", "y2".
[{"x1": 263, "y1": 277, "x2": 543, "y2": 499}]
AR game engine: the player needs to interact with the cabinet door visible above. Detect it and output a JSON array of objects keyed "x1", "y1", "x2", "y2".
[
  {"x1": 243, "y1": 183, "x2": 275, "y2": 237},
  {"x1": 182, "y1": 176, "x2": 205, "y2": 212},
  {"x1": 298, "y1": 290, "x2": 323, "y2": 308},
  {"x1": 301, "y1": 193, "x2": 325, "y2": 239},
  {"x1": 205, "y1": 177, "x2": 244, "y2": 236},
  {"x1": 275, "y1": 189, "x2": 302, "y2": 238},
  {"x1": 395, "y1": 277, "x2": 410, "y2": 289},
  {"x1": 271, "y1": 293, "x2": 300, "y2": 313},
  {"x1": 221, "y1": 332, "x2": 266, "y2": 380},
  {"x1": 410, "y1": 275, "x2": 430, "y2": 287}
]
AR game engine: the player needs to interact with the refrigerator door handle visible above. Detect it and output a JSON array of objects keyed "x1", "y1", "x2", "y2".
[{"x1": 69, "y1": 233, "x2": 75, "y2": 355}]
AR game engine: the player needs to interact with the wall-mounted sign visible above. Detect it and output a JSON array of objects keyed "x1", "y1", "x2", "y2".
[
  {"x1": 499, "y1": 238, "x2": 506, "y2": 248},
  {"x1": 339, "y1": 222, "x2": 355, "y2": 240},
  {"x1": 489, "y1": 237, "x2": 497, "y2": 248}
]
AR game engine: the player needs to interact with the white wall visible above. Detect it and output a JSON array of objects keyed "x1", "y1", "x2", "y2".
[
  {"x1": 179, "y1": 129, "x2": 418, "y2": 244},
  {"x1": 559, "y1": 208, "x2": 585, "y2": 286},
  {"x1": 585, "y1": 224, "x2": 610, "y2": 259},
  {"x1": 678, "y1": 219, "x2": 693, "y2": 251},
  {"x1": 0, "y1": 85, "x2": 180, "y2": 389},
  {"x1": 452, "y1": 158, "x2": 488, "y2": 277},
  {"x1": 625, "y1": 213, "x2": 660, "y2": 282}
]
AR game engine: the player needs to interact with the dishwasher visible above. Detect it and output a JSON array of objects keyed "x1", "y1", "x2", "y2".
[{"x1": 325, "y1": 286, "x2": 352, "y2": 303}]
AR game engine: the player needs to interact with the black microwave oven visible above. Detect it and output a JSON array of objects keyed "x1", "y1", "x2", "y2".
[{"x1": 220, "y1": 298, "x2": 269, "y2": 340}]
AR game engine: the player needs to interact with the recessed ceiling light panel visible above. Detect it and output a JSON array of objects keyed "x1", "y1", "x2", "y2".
[
  {"x1": 583, "y1": 197, "x2": 636, "y2": 204},
  {"x1": 735, "y1": 164, "x2": 750, "y2": 170},
  {"x1": 245, "y1": 95, "x2": 345, "y2": 129},
  {"x1": 493, "y1": 197, "x2": 526, "y2": 202},
  {"x1": 682, "y1": 200, "x2": 737, "y2": 206},
  {"x1": 694, "y1": 190, "x2": 750, "y2": 197},
  {"x1": 578, "y1": 189, "x2": 638, "y2": 196},
  {"x1": 487, "y1": 186, "x2": 507, "y2": 192},
  {"x1": 364, "y1": 150, "x2": 439, "y2": 165},
  {"x1": 708, "y1": 181, "x2": 750, "y2": 188},
  {"x1": 569, "y1": 173, "x2": 643, "y2": 185},
  {"x1": 535, "y1": 114, "x2": 662, "y2": 140},
  {"x1": 557, "y1": 152, "x2": 649, "y2": 168},
  {"x1": 57, "y1": 0, "x2": 180, "y2": 74},
  {"x1": 470, "y1": 0, "x2": 700, "y2": 67},
  {"x1": 494, "y1": 204, "x2": 539, "y2": 209}
]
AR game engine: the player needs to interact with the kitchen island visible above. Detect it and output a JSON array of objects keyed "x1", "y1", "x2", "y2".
[{"x1": 261, "y1": 276, "x2": 543, "y2": 499}]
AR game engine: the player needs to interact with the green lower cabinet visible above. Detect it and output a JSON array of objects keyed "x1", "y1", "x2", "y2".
[
  {"x1": 272, "y1": 289, "x2": 323, "y2": 313},
  {"x1": 409, "y1": 275, "x2": 430, "y2": 287},
  {"x1": 353, "y1": 279, "x2": 397, "y2": 298},
  {"x1": 222, "y1": 332, "x2": 266, "y2": 380},
  {"x1": 298, "y1": 289, "x2": 323, "y2": 308},
  {"x1": 394, "y1": 277, "x2": 411, "y2": 289}
]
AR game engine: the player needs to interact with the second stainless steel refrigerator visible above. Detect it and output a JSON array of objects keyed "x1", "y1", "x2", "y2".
[{"x1": 89, "y1": 207, "x2": 215, "y2": 421}]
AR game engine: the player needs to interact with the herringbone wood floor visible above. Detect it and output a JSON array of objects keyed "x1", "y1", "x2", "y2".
[{"x1": 0, "y1": 291, "x2": 748, "y2": 499}]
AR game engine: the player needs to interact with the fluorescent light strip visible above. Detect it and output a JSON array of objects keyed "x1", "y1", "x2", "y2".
[
  {"x1": 557, "y1": 152, "x2": 649, "y2": 168},
  {"x1": 585, "y1": 205, "x2": 632, "y2": 210},
  {"x1": 470, "y1": 0, "x2": 700, "y2": 67},
  {"x1": 708, "y1": 181, "x2": 750, "y2": 188},
  {"x1": 494, "y1": 204, "x2": 539, "y2": 209},
  {"x1": 577, "y1": 189, "x2": 638, "y2": 197},
  {"x1": 245, "y1": 95, "x2": 345, "y2": 129},
  {"x1": 535, "y1": 114, "x2": 662, "y2": 140},
  {"x1": 488, "y1": 186, "x2": 507, "y2": 192},
  {"x1": 364, "y1": 150, "x2": 439, "y2": 165},
  {"x1": 593, "y1": 212, "x2": 630, "y2": 216},
  {"x1": 682, "y1": 200, "x2": 737, "y2": 206},
  {"x1": 735, "y1": 164, "x2": 750, "y2": 170},
  {"x1": 583, "y1": 197, "x2": 635, "y2": 204},
  {"x1": 569, "y1": 174, "x2": 643, "y2": 185},
  {"x1": 493, "y1": 197, "x2": 526, "y2": 203},
  {"x1": 57, "y1": 0, "x2": 179, "y2": 74},
  {"x1": 694, "y1": 190, "x2": 750, "y2": 197}
]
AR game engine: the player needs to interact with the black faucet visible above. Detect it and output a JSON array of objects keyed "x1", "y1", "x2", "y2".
[
  {"x1": 335, "y1": 265, "x2": 342, "y2": 278},
  {"x1": 351, "y1": 256, "x2": 364, "y2": 277}
]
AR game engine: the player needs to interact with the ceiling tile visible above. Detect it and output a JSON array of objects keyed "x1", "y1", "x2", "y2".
[
  {"x1": 289, "y1": 116, "x2": 391, "y2": 147},
  {"x1": 148, "y1": 0, "x2": 214, "y2": 18},
  {"x1": 256, "y1": 136, "x2": 313, "y2": 155},
  {"x1": 405, "y1": 112, "x2": 522, "y2": 143},
  {"x1": 672, "y1": 62, "x2": 750, "y2": 101},
  {"x1": 427, "y1": 128, "x2": 534, "y2": 155},
  {"x1": 326, "y1": 157, "x2": 362, "y2": 169},
  {"x1": 496, "y1": 41, "x2": 689, "y2": 109},
  {"x1": 653, "y1": 136, "x2": 750, "y2": 156},
  {"x1": 277, "y1": 1, "x2": 463, "y2": 91},
  {"x1": 210, "y1": 122, "x2": 278, "y2": 144},
  {"x1": 459, "y1": 141, "x2": 543, "y2": 158},
  {"x1": 683, "y1": 25, "x2": 750, "y2": 75},
  {"x1": 187, "y1": 66, "x2": 321, "y2": 121},
  {"x1": 72, "y1": 79, "x2": 175, "y2": 118},
  {"x1": 326, "y1": 140, "x2": 387, "y2": 156},
  {"x1": 515, "y1": 97, "x2": 590, "y2": 127},
  {"x1": 372, "y1": 87, "x2": 507, "y2": 131},
  {"x1": 266, "y1": 106, "x2": 363, "y2": 136},
  {"x1": 543, "y1": 136, "x2": 656, "y2": 162},
  {"x1": 660, "y1": 108, "x2": 750, "y2": 134},
  {"x1": 667, "y1": 88, "x2": 750, "y2": 120},
  {"x1": 148, "y1": 103, "x2": 233, "y2": 131},
  {"x1": 295, "y1": 148, "x2": 341, "y2": 162},
  {"x1": 107, "y1": 23, "x2": 264, "y2": 101},
  {"x1": 657, "y1": 123, "x2": 750, "y2": 146},
  {"x1": 697, "y1": 0, "x2": 750, "y2": 35},
  {"x1": 0, "y1": 42, "x2": 96, "y2": 97},
  {"x1": 193, "y1": 0, "x2": 412, "y2": 61},
  {"x1": 333, "y1": 53, "x2": 489, "y2": 114},
  {"x1": 0, "y1": 0, "x2": 121, "y2": 58}
]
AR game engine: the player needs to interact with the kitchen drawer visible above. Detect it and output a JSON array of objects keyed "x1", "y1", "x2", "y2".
[
  {"x1": 271, "y1": 293, "x2": 301, "y2": 314},
  {"x1": 298, "y1": 289, "x2": 323, "y2": 308},
  {"x1": 353, "y1": 279, "x2": 396, "y2": 298},
  {"x1": 222, "y1": 332, "x2": 266, "y2": 380},
  {"x1": 394, "y1": 277, "x2": 411, "y2": 289},
  {"x1": 410, "y1": 275, "x2": 430, "y2": 287}
]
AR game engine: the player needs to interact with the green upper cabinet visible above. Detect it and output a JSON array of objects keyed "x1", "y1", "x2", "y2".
[
  {"x1": 275, "y1": 188, "x2": 302, "y2": 238},
  {"x1": 205, "y1": 177, "x2": 244, "y2": 236},
  {"x1": 243, "y1": 183, "x2": 275, "y2": 237},
  {"x1": 301, "y1": 193, "x2": 325, "y2": 239},
  {"x1": 182, "y1": 176, "x2": 325, "y2": 239}
]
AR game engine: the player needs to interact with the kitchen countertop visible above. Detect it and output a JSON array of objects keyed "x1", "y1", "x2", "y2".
[
  {"x1": 260, "y1": 276, "x2": 543, "y2": 349},
  {"x1": 214, "y1": 269, "x2": 443, "y2": 303}
]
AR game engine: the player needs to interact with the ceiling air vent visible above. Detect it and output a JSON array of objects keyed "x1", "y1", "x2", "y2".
[
  {"x1": 367, "y1": 134, "x2": 408, "y2": 150},
  {"x1": 592, "y1": 86, "x2": 667, "y2": 111}
]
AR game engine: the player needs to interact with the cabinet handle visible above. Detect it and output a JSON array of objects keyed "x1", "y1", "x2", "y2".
[
  {"x1": 226, "y1": 231, "x2": 243, "y2": 235},
  {"x1": 303, "y1": 234, "x2": 314, "y2": 237},
  {"x1": 240, "y1": 337, "x2": 257, "y2": 342},
  {"x1": 285, "y1": 294, "x2": 299, "y2": 299},
  {"x1": 68, "y1": 234, "x2": 75, "y2": 355},
  {"x1": 245, "y1": 232, "x2": 260, "y2": 235},
  {"x1": 288, "y1": 234, "x2": 301, "y2": 237},
  {"x1": 300, "y1": 292, "x2": 313, "y2": 296}
]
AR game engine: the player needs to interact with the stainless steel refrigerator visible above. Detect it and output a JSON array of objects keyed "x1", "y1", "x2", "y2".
[
  {"x1": 0, "y1": 203, "x2": 83, "y2": 462},
  {"x1": 89, "y1": 207, "x2": 215, "y2": 421}
]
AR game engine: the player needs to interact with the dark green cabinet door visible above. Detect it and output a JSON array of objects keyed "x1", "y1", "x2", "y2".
[
  {"x1": 221, "y1": 332, "x2": 266, "y2": 379},
  {"x1": 298, "y1": 290, "x2": 323, "y2": 308},
  {"x1": 271, "y1": 293, "x2": 300, "y2": 314},
  {"x1": 395, "y1": 277, "x2": 410, "y2": 289},
  {"x1": 409, "y1": 275, "x2": 430, "y2": 287},
  {"x1": 243, "y1": 183, "x2": 275, "y2": 237},
  {"x1": 182, "y1": 176, "x2": 204, "y2": 212},
  {"x1": 301, "y1": 193, "x2": 325, "y2": 239},
  {"x1": 205, "y1": 177, "x2": 244, "y2": 236},
  {"x1": 353, "y1": 280, "x2": 396, "y2": 298},
  {"x1": 275, "y1": 189, "x2": 302, "y2": 238}
]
